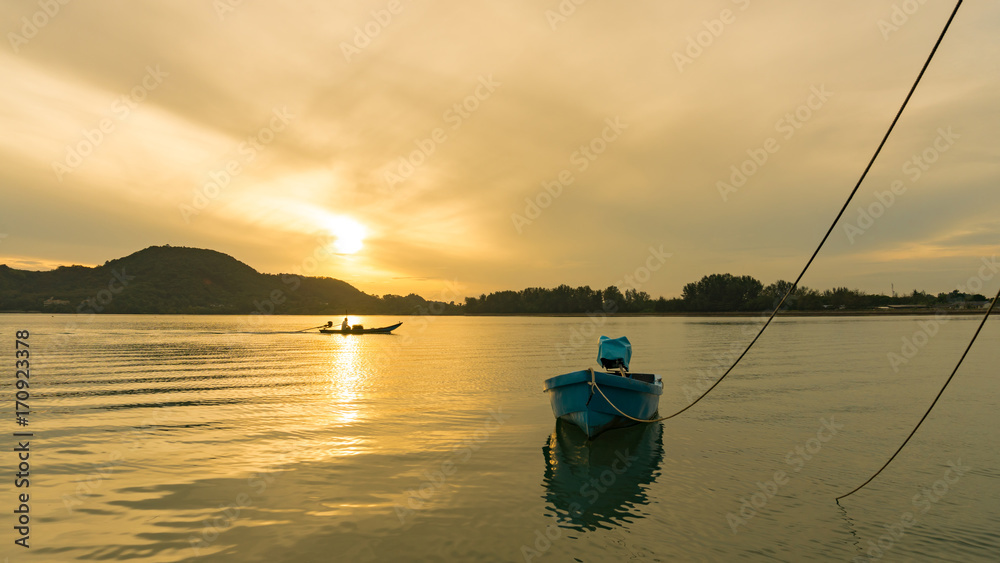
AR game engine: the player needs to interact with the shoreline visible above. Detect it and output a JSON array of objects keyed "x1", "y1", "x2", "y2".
[
  {"x1": 0, "y1": 309, "x2": 988, "y2": 317},
  {"x1": 461, "y1": 309, "x2": 989, "y2": 317}
]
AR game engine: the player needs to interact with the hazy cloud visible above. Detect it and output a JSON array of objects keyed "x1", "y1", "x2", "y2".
[{"x1": 1, "y1": 0, "x2": 997, "y2": 299}]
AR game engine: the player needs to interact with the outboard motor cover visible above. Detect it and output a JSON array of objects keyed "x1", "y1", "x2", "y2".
[{"x1": 597, "y1": 335, "x2": 632, "y2": 371}]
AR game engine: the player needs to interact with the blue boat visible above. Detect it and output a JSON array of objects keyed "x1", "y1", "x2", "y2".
[{"x1": 543, "y1": 336, "x2": 663, "y2": 438}]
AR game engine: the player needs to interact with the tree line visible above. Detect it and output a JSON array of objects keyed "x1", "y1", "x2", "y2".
[
  {"x1": 461, "y1": 273, "x2": 988, "y2": 314},
  {"x1": 3, "y1": 245, "x2": 986, "y2": 315}
]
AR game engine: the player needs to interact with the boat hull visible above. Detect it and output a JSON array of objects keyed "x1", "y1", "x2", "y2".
[
  {"x1": 543, "y1": 370, "x2": 662, "y2": 439},
  {"x1": 319, "y1": 322, "x2": 402, "y2": 334}
]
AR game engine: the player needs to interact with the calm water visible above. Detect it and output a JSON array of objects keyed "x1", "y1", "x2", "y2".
[{"x1": 1, "y1": 313, "x2": 998, "y2": 562}]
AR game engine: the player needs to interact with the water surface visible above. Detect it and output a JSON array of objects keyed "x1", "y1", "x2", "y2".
[{"x1": 1, "y1": 313, "x2": 997, "y2": 562}]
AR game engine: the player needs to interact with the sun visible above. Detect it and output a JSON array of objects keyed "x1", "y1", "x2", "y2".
[{"x1": 326, "y1": 216, "x2": 367, "y2": 254}]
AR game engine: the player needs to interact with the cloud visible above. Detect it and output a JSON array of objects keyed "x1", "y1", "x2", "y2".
[{"x1": 2, "y1": 0, "x2": 997, "y2": 299}]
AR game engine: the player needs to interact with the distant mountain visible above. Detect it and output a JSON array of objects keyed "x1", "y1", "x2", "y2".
[{"x1": 0, "y1": 245, "x2": 456, "y2": 315}]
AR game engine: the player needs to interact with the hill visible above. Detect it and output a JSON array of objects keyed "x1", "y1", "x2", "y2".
[{"x1": 0, "y1": 245, "x2": 454, "y2": 315}]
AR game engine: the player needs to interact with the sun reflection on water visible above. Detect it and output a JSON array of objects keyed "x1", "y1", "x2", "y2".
[{"x1": 322, "y1": 335, "x2": 367, "y2": 428}]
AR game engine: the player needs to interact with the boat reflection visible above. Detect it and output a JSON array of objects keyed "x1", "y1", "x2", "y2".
[{"x1": 541, "y1": 418, "x2": 664, "y2": 531}]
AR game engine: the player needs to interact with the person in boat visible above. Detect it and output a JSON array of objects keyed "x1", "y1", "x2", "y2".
[{"x1": 341, "y1": 317, "x2": 350, "y2": 331}]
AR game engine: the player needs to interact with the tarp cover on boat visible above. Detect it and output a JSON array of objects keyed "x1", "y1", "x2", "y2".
[{"x1": 597, "y1": 335, "x2": 631, "y2": 370}]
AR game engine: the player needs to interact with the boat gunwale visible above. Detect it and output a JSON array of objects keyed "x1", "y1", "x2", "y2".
[
  {"x1": 318, "y1": 322, "x2": 402, "y2": 334},
  {"x1": 543, "y1": 369, "x2": 663, "y2": 396}
]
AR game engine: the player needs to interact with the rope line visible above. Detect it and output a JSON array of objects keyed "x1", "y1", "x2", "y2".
[
  {"x1": 836, "y1": 285, "x2": 999, "y2": 500},
  {"x1": 653, "y1": 0, "x2": 964, "y2": 422},
  {"x1": 586, "y1": 0, "x2": 964, "y2": 426},
  {"x1": 588, "y1": 368, "x2": 673, "y2": 423}
]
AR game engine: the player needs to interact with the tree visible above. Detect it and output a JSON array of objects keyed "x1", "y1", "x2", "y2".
[
  {"x1": 623, "y1": 289, "x2": 652, "y2": 312},
  {"x1": 682, "y1": 273, "x2": 763, "y2": 311},
  {"x1": 603, "y1": 286, "x2": 624, "y2": 311}
]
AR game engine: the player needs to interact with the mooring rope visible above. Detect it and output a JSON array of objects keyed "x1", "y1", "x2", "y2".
[
  {"x1": 587, "y1": 368, "x2": 674, "y2": 423},
  {"x1": 651, "y1": 0, "x2": 964, "y2": 422},
  {"x1": 586, "y1": 0, "x2": 964, "y2": 426},
  {"x1": 836, "y1": 285, "x2": 999, "y2": 500}
]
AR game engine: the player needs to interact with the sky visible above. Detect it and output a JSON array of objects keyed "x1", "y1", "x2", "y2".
[{"x1": 1, "y1": 0, "x2": 997, "y2": 302}]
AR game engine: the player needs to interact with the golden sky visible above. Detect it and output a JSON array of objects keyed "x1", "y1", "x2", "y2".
[{"x1": 1, "y1": 0, "x2": 997, "y2": 300}]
